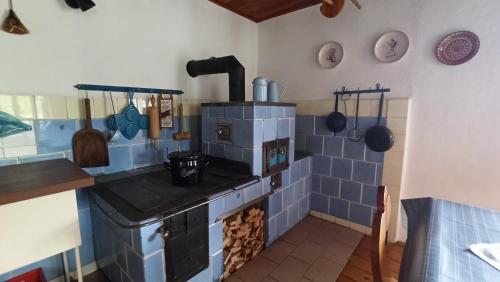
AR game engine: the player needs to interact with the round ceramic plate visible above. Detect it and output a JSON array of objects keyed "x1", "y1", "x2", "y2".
[
  {"x1": 318, "y1": 42, "x2": 344, "y2": 69},
  {"x1": 374, "y1": 31, "x2": 410, "y2": 63},
  {"x1": 436, "y1": 31, "x2": 480, "y2": 65}
]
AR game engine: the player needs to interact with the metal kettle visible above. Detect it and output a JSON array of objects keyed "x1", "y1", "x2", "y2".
[
  {"x1": 267, "y1": 80, "x2": 286, "y2": 102},
  {"x1": 253, "y1": 77, "x2": 268, "y2": 102}
]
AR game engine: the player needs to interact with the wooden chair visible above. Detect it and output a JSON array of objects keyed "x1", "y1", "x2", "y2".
[{"x1": 371, "y1": 186, "x2": 397, "y2": 282}]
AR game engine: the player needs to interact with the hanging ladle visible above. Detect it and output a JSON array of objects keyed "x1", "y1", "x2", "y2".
[
  {"x1": 348, "y1": 91, "x2": 363, "y2": 142},
  {"x1": 1, "y1": 0, "x2": 29, "y2": 35}
]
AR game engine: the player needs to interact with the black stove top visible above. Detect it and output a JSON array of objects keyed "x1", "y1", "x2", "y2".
[{"x1": 91, "y1": 156, "x2": 259, "y2": 224}]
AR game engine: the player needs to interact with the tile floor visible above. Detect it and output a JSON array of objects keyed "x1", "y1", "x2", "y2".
[{"x1": 225, "y1": 216, "x2": 363, "y2": 282}]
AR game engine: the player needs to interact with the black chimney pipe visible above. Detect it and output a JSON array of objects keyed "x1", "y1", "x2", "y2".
[{"x1": 186, "y1": 56, "x2": 245, "y2": 102}]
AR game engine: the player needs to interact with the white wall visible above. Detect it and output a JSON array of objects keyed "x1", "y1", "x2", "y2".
[
  {"x1": 259, "y1": 0, "x2": 500, "y2": 216},
  {"x1": 0, "y1": 0, "x2": 258, "y2": 101}
]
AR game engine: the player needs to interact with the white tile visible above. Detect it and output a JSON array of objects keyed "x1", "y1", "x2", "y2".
[
  {"x1": 384, "y1": 151, "x2": 404, "y2": 169},
  {"x1": 387, "y1": 117, "x2": 407, "y2": 134},
  {"x1": 35, "y1": 96, "x2": 68, "y2": 119},
  {"x1": 0, "y1": 95, "x2": 36, "y2": 119},
  {"x1": 4, "y1": 145, "x2": 37, "y2": 158},
  {"x1": 387, "y1": 99, "x2": 409, "y2": 118},
  {"x1": 0, "y1": 148, "x2": 4, "y2": 158},
  {"x1": 2, "y1": 121, "x2": 36, "y2": 147},
  {"x1": 91, "y1": 94, "x2": 114, "y2": 118},
  {"x1": 382, "y1": 166, "x2": 403, "y2": 187},
  {"x1": 66, "y1": 97, "x2": 85, "y2": 119}
]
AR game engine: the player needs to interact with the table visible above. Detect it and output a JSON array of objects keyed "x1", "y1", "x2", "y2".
[{"x1": 400, "y1": 198, "x2": 500, "y2": 282}]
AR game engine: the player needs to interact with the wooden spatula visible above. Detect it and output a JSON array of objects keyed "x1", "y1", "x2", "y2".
[{"x1": 72, "y1": 98, "x2": 109, "y2": 168}]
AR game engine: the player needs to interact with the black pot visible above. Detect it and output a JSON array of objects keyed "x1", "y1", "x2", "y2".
[{"x1": 165, "y1": 151, "x2": 208, "y2": 186}]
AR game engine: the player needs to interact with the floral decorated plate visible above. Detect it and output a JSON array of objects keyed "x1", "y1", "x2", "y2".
[
  {"x1": 374, "y1": 31, "x2": 409, "y2": 63},
  {"x1": 318, "y1": 42, "x2": 344, "y2": 69},
  {"x1": 436, "y1": 31, "x2": 480, "y2": 65}
]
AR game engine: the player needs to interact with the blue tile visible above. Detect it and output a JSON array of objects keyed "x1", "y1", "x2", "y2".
[
  {"x1": 299, "y1": 196, "x2": 308, "y2": 219},
  {"x1": 224, "y1": 146, "x2": 242, "y2": 161},
  {"x1": 225, "y1": 106, "x2": 243, "y2": 118},
  {"x1": 340, "y1": 180, "x2": 362, "y2": 202},
  {"x1": 365, "y1": 148, "x2": 384, "y2": 163},
  {"x1": 263, "y1": 119, "x2": 278, "y2": 142},
  {"x1": 304, "y1": 175, "x2": 312, "y2": 194},
  {"x1": 242, "y1": 148, "x2": 262, "y2": 176},
  {"x1": 287, "y1": 202, "x2": 299, "y2": 227},
  {"x1": 35, "y1": 120, "x2": 77, "y2": 154},
  {"x1": 66, "y1": 210, "x2": 95, "y2": 270},
  {"x1": 349, "y1": 203, "x2": 373, "y2": 227},
  {"x1": 329, "y1": 198, "x2": 349, "y2": 220},
  {"x1": 289, "y1": 141, "x2": 295, "y2": 163},
  {"x1": 295, "y1": 134, "x2": 306, "y2": 151},
  {"x1": 19, "y1": 153, "x2": 64, "y2": 164},
  {"x1": 127, "y1": 246, "x2": 145, "y2": 282},
  {"x1": 311, "y1": 192, "x2": 329, "y2": 214},
  {"x1": 283, "y1": 185, "x2": 295, "y2": 209},
  {"x1": 277, "y1": 119, "x2": 290, "y2": 138},
  {"x1": 104, "y1": 146, "x2": 132, "y2": 174},
  {"x1": 301, "y1": 157, "x2": 310, "y2": 178},
  {"x1": 132, "y1": 222, "x2": 164, "y2": 257},
  {"x1": 244, "y1": 106, "x2": 271, "y2": 119},
  {"x1": 276, "y1": 210, "x2": 288, "y2": 236},
  {"x1": 262, "y1": 176, "x2": 271, "y2": 194},
  {"x1": 212, "y1": 251, "x2": 223, "y2": 282},
  {"x1": 296, "y1": 115, "x2": 314, "y2": 135},
  {"x1": 209, "y1": 197, "x2": 224, "y2": 224},
  {"x1": 267, "y1": 217, "x2": 277, "y2": 244},
  {"x1": 343, "y1": 140, "x2": 365, "y2": 160},
  {"x1": 244, "y1": 182, "x2": 262, "y2": 203},
  {"x1": 209, "y1": 221, "x2": 223, "y2": 255},
  {"x1": 83, "y1": 166, "x2": 105, "y2": 176},
  {"x1": 131, "y1": 142, "x2": 160, "y2": 168},
  {"x1": 284, "y1": 107, "x2": 296, "y2": 118},
  {"x1": 224, "y1": 191, "x2": 243, "y2": 213},
  {"x1": 321, "y1": 176, "x2": 340, "y2": 197},
  {"x1": 376, "y1": 164, "x2": 383, "y2": 186},
  {"x1": 290, "y1": 160, "x2": 301, "y2": 183},
  {"x1": 271, "y1": 106, "x2": 284, "y2": 118},
  {"x1": 294, "y1": 179, "x2": 305, "y2": 201},
  {"x1": 331, "y1": 158, "x2": 352, "y2": 179},
  {"x1": 233, "y1": 119, "x2": 262, "y2": 148},
  {"x1": 352, "y1": 161, "x2": 376, "y2": 184},
  {"x1": 202, "y1": 117, "x2": 217, "y2": 143},
  {"x1": 362, "y1": 185, "x2": 377, "y2": 207},
  {"x1": 144, "y1": 251, "x2": 166, "y2": 282},
  {"x1": 209, "y1": 143, "x2": 224, "y2": 157},
  {"x1": 312, "y1": 174, "x2": 321, "y2": 192},
  {"x1": 201, "y1": 106, "x2": 209, "y2": 119},
  {"x1": 312, "y1": 155, "x2": 331, "y2": 176},
  {"x1": 324, "y1": 137, "x2": 343, "y2": 157},
  {"x1": 189, "y1": 266, "x2": 213, "y2": 282},
  {"x1": 289, "y1": 118, "x2": 296, "y2": 140},
  {"x1": 76, "y1": 188, "x2": 89, "y2": 210},
  {"x1": 306, "y1": 135, "x2": 323, "y2": 154},
  {"x1": 209, "y1": 106, "x2": 224, "y2": 118},
  {"x1": 357, "y1": 117, "x2": 379, "y2": 133},
  {"x1": 314, "y1": 116, "x2": 333, "y2": 136},
  {"x1": 269, "y1": 190, "x2": 283, "y2": 217},
  {"x1": 281, "y1": 168, "x2": 290, "y2": 186}
]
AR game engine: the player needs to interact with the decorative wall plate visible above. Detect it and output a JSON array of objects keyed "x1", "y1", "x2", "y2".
[
  {"x1": 436, "y1": 31, "x2": 480, "y2": 65},
  {"x1": 374, "y1": 31, "x2": 409, "y2": 63},
  {"x1": 318, "y1": 42, "x2": 344, "y2": 69}
]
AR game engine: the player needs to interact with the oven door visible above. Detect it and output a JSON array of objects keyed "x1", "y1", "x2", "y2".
[{"x1": 162, "y1": 203, "x2": 209, "y2": 282}]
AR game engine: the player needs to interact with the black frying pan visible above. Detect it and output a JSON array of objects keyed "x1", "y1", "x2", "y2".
[
  {"x1": 365, "y1": 92, "x2": 394, "y2": 152},
  {"x1": 326, "y1": 94, "x2": 346, "y2": 135}
]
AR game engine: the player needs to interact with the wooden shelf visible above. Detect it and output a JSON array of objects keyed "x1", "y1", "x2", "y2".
[{"x1": 0, "y1": 159, "x2": 94, "y2": 206}]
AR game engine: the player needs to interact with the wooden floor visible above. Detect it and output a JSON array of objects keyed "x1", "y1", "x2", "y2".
[{"x1": 337, "y1": 235, "x2": 404, "y2": 282}]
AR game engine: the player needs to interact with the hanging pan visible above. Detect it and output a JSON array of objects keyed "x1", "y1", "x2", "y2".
[
  {"x1": 326, "y1": 93, "x2": 346, "y2": 135},
  {"x1": 364, "y1": 92, "x2": 394, "y2": 152},
  {"x1": 1, "y1": 0, "x2": 29, "y2": 35}
]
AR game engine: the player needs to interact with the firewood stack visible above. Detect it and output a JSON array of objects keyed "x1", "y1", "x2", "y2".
[{"x1": 222, "y1": 206, "x2": 265, "y2": 280}]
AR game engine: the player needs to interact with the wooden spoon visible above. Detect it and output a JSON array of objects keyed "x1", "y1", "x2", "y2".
[{"x1": 320, "y1": 0, "x2": 345, "y2": 18}]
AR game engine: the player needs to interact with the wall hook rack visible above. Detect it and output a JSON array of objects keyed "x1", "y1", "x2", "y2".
[
  {"x1": 334, "y1": 83, "x2": 390, "y2": 96},
  {"x1": 74, "y1": 84, "x2": 184, "y2": 95}
]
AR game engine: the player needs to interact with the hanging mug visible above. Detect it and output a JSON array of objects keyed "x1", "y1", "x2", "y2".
[
  {"x1": 267, "y1": 80, "x2": 286, "y2": 102},
  {"x1": 253, "y1": 77, "x2": 268, "y2": 102}
]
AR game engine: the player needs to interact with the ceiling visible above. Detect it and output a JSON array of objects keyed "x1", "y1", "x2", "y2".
[{"x1": 209, "y1": 0, "x2": 322, "y2": 23}]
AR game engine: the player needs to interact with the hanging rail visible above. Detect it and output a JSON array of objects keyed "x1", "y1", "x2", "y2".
[
  {"x1": 74, "y1": 84, "x2": 184, "y2": 95},
  {"x1": 334, "y1": 83, "x2": 390, "y2": 96}
]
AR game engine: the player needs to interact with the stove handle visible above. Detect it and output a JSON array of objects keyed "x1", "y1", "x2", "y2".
[{"x1": 158, "y1": 225, "x2": 170, "y2": 239}]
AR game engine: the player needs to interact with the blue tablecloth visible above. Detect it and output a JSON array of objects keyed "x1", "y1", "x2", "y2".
[{"x1": 400, "y1": 198, "x2": 500, "y2": 282}]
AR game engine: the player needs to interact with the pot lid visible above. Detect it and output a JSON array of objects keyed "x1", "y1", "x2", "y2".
[{"x1": 168, "y1": 150, "x2": 204, "y2": 161}]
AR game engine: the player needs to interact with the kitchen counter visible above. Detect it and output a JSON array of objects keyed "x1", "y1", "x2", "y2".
[
  {"x1": 201, "y1": 101, "x2": 296, "y2": 107},
  {"x1": 0, "y1": 158, "x2": 94, "y2": 205}
]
